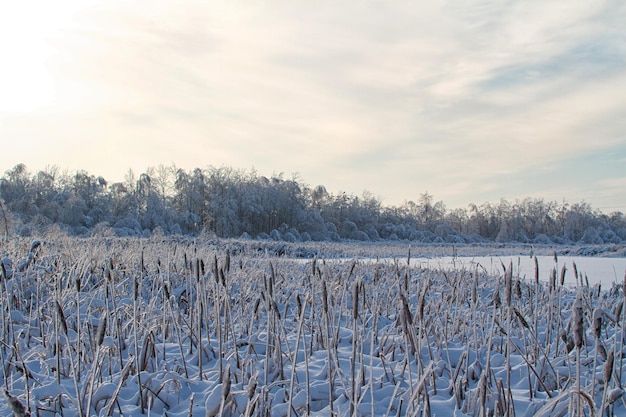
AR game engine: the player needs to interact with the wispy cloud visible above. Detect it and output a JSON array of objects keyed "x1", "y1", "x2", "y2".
[{"x1": 1, "y1": 0, "x2": 625, "y2": 211}]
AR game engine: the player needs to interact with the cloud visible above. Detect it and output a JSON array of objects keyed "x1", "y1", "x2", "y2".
[{"x1": 2, "y1": 0, "x2": 625, "y2": 212}]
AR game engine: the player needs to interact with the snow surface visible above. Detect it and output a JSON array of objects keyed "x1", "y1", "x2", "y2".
[
  {"x1": 1, "y1": 238, "x2": 625, "y2": 417},
  {"x1": 409, "y1": 255, "x2": 626, "y2": 287}
]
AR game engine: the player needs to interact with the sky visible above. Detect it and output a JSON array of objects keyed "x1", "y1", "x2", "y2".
[{"x1": 1, "y1": 0, "x2": 625, "y2": 212}]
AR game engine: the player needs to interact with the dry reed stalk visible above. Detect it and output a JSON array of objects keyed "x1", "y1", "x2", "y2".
[
  {"x1": 167, "y1": 298, "x2": 189, "y2": 379},
  {"x1": 321, "y1": 279, "x2": 334, "y2": 416},
  {"x1": 503, "y1": 261, "x2": 514, "y2": 416},
  {"x1": 590, "y1": 307, "x2": 603, "y2": 398},
  {"x1": 244, "y1": 372, "x2": 258, "y2": 417},
  {"x1": 604, "y1": 350, "x2": 614, "y2": 385},
  {"x1": 619, "y1": 271, "x2": 626, "y2": 384},
  {"x1": 287, "y1": 296, "x2": 308, "y2": 417},
  {"x1": 132, "y1": 272, "x2": 145, "y2": 414},
  {"x1": 214, "y1": 265, "x2": 224, "y2": 384},
  {"x1": 350, "y1": 280, "x2": 359, "y2": 417},
  {"x1": 83, "y1": 333, "x2": 113, "y2": 416},
  {"x1": 195, "y1": 258, "x2": 203, "y2": 380},
  {"x1": 103, "y1": 358, "x2": 133, "y2": 417},
  {"x1": 572, "y1": 295, "x2": 584, "y2": 416},
  {"x1": 305, "y1": 295, "x2": 315, "y2": 416},
  {"x1": 105, "y1": 267, "x2": 125, "y2": 370},
  {"x1": 217, "y1": 365, "x2": 231, "y2": 417}
]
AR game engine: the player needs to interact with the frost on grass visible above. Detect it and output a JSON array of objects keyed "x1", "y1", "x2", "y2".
[{"x1": 0, "y1": 237, "x2": 625, "y2": 417}]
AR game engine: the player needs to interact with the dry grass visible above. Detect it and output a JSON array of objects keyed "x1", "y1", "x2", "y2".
[{"x1": 0, "y1": 237, "x2": 625, "y2": 417}]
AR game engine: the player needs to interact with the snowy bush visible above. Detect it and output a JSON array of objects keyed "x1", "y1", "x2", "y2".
[
  {"x1": 351, "y1": 230, "x2": 370, "y2": 241},
  {"x1": 283, "y1": 231, "x2": 297, "y2": 242},
  {"x1": 580, "y1": 227, "x2": 604, "y2": 244},
  {"x1": 91, "y1": 222, "x2": 116, "y2": 238},
  {"x1": 533, "y1": 233, "x2": 553, "y2": 244},
  {"x1": 270, "y1": 229, "x2": 282, "y2": 241}
]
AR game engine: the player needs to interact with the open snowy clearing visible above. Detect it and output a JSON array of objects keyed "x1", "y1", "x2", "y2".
[
  {"x1": 406, "y1": 256, "x2": 626, "y2": 288},
  {"x1": 1, "y1": 238, "x2": 625, "y2": 417}
]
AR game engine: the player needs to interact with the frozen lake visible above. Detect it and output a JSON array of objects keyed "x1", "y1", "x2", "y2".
[{"x1": 410, "y1": 255, "x2": 626, "y2": 287}]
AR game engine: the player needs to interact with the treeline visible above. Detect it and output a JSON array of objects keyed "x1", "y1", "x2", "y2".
[{"x1": 1, "y1": 163, "x2": 625, "y2": 244}]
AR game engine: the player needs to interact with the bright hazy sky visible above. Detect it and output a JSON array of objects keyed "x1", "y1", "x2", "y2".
[{"x1": 1, "y1": 0, "x2": 625, "y2": 211}]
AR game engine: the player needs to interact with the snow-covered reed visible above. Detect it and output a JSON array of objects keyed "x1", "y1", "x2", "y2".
[{"x1": 0, "y1": 237, "x2": 625, "y2": 417}]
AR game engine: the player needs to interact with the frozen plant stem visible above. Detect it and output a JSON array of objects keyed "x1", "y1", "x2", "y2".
[
  {"x1": 322, "y1": 280, "x2": 334, "y2": 416},
  {"x1": 133, "y1": 273, "x2": 145, "y2": 414},
  {"x1": 573, "y1": 295, "x2": 584, "y2": 417},
  {"x1": 287, "y1": 297, "x2": 308, "y2": 417}
]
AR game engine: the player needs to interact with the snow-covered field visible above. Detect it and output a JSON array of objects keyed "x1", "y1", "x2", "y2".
[
  {"x1": 408, "y1": 256, "x2": 626, "y2": 288},
  {"x1": 1, "y1": 237, "x2": 625, "y2": 416}
]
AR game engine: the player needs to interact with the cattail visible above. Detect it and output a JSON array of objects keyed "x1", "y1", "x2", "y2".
[
  {"x1": 504, "y1": 263, "x2": 512, "y2": 307},
  {"x1": 514, "y1": 279, "x2": 521, "y2": 300},
  {"x1": 296, "y1": 294, "x2": 303, "y2": 320},
  {"x1": 604, "y1": 350, "x2": 614, "y2": 384},
  {"x1": 219, "y1": 267, "x2": 226, "y2": 287},
  {"x1": 399, "y1": 293, "x2": 413, "y2": 326},
  {"x1": 615, "y1": 300, "x2": 623, "y2": 323},
  {"x1": 593, "y1": 307, "x2": 603, "y2": 338},
  {"x1": 247, "y1": 372, "x2": 258, "y2": 400},
  {"x1": 349, "y1": 281, "x2": 358, "y2": 319},
  {"x1": 253, "y1": 297, "x2": 261, "y2": 316},
  {"x1": 348, "y1": 259, "x2": 357, "y2": 279},
  {"x1": 560, "y1": 265, "x2": 567, "y2": 287},
  {"x1": 534, "y1": 256, "x2": 539, "y2": 285},
  {"x1": 213, "y1": 255, "x2": 219, "y2": 284},
  {"x1": 417, "y1": 292, "x2": 426, "y2": 323},
  {"x1": 597, "y1": 343, "x2": 607, "y2": 361},
  {"x1": 607, "y1": 388, "x2": 624, "y2": 405},
  {"x1": 55, "y1": 300, "x2": 68, "y2": 336},
  {"x1": 187, "y1": 393, "x2": 194, "y2": 417},
  {"x1": 3, "y1": 390, "x2": 30, "y2": 417},
  {"x1": 471, "y1": 271, "x2": 478, "y2": 305},
  {"x1": 272, "y1": 300, "x2": 281, "y2": 319},
  {"x1": 513, "y1": 308, "x2": 530, "y2": 330},
  {"x1": 573, "y1": 297, "x2": 584, "y2": 348},
  {"x1": 222, "y1": 367, "x2": 231, "y2": 401},
  {"x1": 96, "y1": 312, "x2": 107, "y2": 346},
  {"x1": 133, "y1": 275, "x2": 140, "y2": 301},
  {"x1": 322, "y1": 281, "x2": 329, "y2": 315},
  {"x1": 268, "y1": 263, "x2": 275, "y2": 298},
  {"x1": 493, "y1": 286, "x2": 501, "y2": 309}
]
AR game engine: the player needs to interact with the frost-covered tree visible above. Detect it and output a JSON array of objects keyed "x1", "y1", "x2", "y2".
[{"x1": 0, "y1": 162, "x2": 623, "y2": 242}]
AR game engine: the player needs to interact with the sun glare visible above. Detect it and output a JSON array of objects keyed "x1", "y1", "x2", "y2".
[{"x1": 0, "y1": 1, "x2": 96, "y2": 113}]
